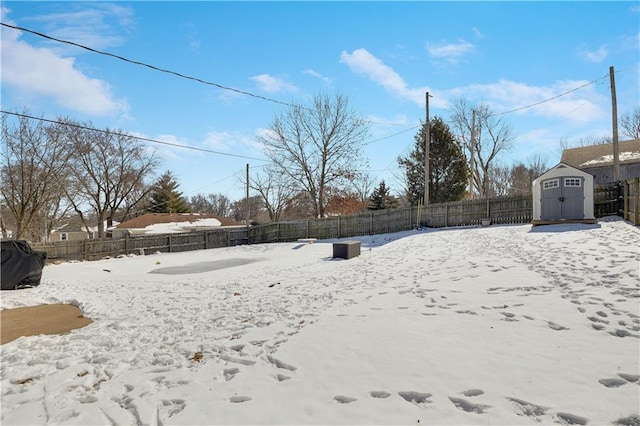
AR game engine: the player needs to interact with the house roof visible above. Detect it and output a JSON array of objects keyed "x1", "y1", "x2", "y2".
[
  {"x1": 560, "y1": 139, "x2": 640, "y2": 169},
  {"x1": 52, "y1": 215, "x2": 92, "y2": 233},
  {"x1": 115, "y1": 213, "x2": 242, "y2": 233}
]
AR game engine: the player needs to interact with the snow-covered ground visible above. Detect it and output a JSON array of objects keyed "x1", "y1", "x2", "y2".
[{"x1": 1, "y1": 219, "x2": 639, "y2": 425}]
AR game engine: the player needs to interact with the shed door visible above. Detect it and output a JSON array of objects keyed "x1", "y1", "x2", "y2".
[{"x1": 540, "y1": 177, "x2": 584, "y2": 220}]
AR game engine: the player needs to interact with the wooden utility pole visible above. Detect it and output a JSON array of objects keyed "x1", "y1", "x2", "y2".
[
  {"x1": 424, "y1": 92, "x2": 432, "y2": 205},
  {"x1": 610, "y1": 66, "x2": 620, "y2": 182},
  {"x1": 469, "y1": 109, "x2": 476, "y2": 199},
  {"x1": 246, "y1": 163, "x2": 250, "y2": 230}
]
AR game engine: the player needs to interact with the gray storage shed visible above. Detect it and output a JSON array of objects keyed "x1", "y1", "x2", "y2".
[{"x1": 532, "y1": 163, "x2": 596, "y2": 225}]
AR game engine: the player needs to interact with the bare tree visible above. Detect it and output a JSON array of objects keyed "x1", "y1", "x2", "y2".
[
  {"x1": 489, "y1": 154, "x2": 549, "y2": 198},
  {"x1": 527, "y1": 153, "x2": 549, "y2": 179},
  {"x1": 231, "y1": 195, "x2": 264, "y2": 224},
  {"x1": 620, "y1": 107, "x2": 640, "y2": 139},
  {"x1": 560, "y1": 135, "x2": 612, "y2": 150},
  {"x1": 189, "y1": 193, "x2": 233, "y2": 217},
  {"x1": 352, "y1": 174, "x2": 375, "y2": 204},
  {"x1": 487, "y1": 164, "x2": 511, "y2": 197},
  {"x1": 59, "y1": 119, "x2": 160, "y2": 237},
  {"x1": 1, "y1": 112, "x2": 73, "y2": 241},
  {"x1": 250, "y1": 166, "x2": 295, "y2": 222},
  {"x1": 258, "y1": 92, "x2": 371, "y2": 218},
  {"x1": 449, "y1": 98, "x2": 515, "y2": 198}
]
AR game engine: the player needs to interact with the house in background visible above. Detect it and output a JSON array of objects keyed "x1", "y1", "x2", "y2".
[
  {"x1": 111, "y1": 213, "x2": 243, "y2": 237},
  {"x1": 49, "y1": 216, "x2": 91, "y2": 242},
  {"x1": 50, "y1": 218, "x2": 120, "y2": 242},
  {"x1": 560, "y1": 139, "x2": 640, "y2": 184}
]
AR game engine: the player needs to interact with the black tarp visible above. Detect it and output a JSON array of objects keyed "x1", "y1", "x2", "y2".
[{"x1": 1, "y1": 240, "x2": 47, "y2": 290}]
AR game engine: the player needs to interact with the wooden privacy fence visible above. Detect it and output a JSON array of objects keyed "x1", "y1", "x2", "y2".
[
  {"x1": 594, "y1": 182, "x2": 623, "y2": 217},
  {"x1": 32, "y1": 185, "x2": 640, "y2": 261},
  {"x1": 33, "y1": 195, "x2": 535, "y2": 261},
  {"x1": 622, "y1": 177, "x2": 640, "y2": 225},
  {"x1": 421, "y1": 196, "x2": 532, "y2": 228},
  {"x1": 34, "y1": 228, "x2": 249, "y2": 262}
]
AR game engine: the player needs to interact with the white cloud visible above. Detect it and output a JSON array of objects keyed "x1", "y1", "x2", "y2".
[
  {"x1": 426, "y1": 39, "x2": 474, "y2": 63},
  {"x1": 25, "y1": 3, "x2": 135, "y2": 53},
  {"x1": 250, "y1": 74, "x2": 297, "y2": 93},
  {"x1": 204, "y1": 131, "x2": 234, "y2": 152},
  {"x1": 461, "y1": 78, "x2": 605, "y2": 123},
  {"x1": 303, "y1": 69, "x2": 333, "y2": 85},
  {"x1": 1, "y1": 23, "x2": 128, "y2": 116},
  {"x1": 339, "y1": 48, "x2": 440, "y2": 107},
  {"x1": 341, "y1": 48, "x2": 605, "y2": 124},
  {"x1": 1, "y1": 7, "x2": 129, "y2": 116},
  {"x1": 580, "y1": 45, "x2": 608, "y2": 63},
  {"x1": 204, "y1": 130, "x2": 263, "y2": 155},
  {"x1": 127, "y1": 132, "x2": 192, "y2": 161}
]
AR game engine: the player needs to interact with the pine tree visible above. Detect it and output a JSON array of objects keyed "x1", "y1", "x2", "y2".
[
  {"x1": 368, "y1": 180, "x2": 398, "y2": 210},
  {"x1": 398, "y1": 117, "x2": 469, "y2": 204},
  {"x1": 146, "y1": 171, "x2": 190, "y2": 213}
]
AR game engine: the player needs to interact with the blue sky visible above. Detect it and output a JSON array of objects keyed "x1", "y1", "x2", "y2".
[{"x1": 2, "y1": 1, "x2": 639, "y2": 202}]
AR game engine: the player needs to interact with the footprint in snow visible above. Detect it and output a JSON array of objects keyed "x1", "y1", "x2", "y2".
[
  {"x1": 449, "y1": 396, "x2": 490, "y2": 414},
  {"x1": 333, "y1": 395, "x2": 357, "y2": 404}
]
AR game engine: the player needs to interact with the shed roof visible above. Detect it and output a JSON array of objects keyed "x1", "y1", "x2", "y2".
[
  {"x1": 534, "y1": 162, "x2": 594, "y2": 182},
  {"x1": 560, "y1": 139, "x2": 640, "y2": 168}
]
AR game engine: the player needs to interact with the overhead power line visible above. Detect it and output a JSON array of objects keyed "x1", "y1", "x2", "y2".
[
  {"x1": 0, "y1": 110, "x2": 269, "y2": 162},
  {"x1": 489, "y1": 73, "x2": 610, "y2": 117},
  {"x1": 3, "y1": 21, "x2": 627, "y2": 156},
  {"x1": 0, "y1": 22, "x2": 298, "y2": 110},
  {"x1": 1, "y1": 22, "x2": 419, "y2": 130},
  {"x1": 364, "y1": 125, "x2": 420, "y2": 146}
]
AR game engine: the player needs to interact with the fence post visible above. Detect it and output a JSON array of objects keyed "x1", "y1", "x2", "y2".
[
  {"x1": 82, "y1": 240, "x2": 88, "y2": 261},
  {"x1": 124, "y1": 234, "x2": 129, "y2": 255},
  {"x1": 409, "y1": 205, "x2": 413, "y2": 228},
  {"x1": 623, "y1": 180, "x2": 629, "y2": 222},
  {"x1": 445, "y1": 203, "x2": 449, "y2": 227},
  {"x1": 629, "y1": 177, "x2": 640, "y2": 225}
]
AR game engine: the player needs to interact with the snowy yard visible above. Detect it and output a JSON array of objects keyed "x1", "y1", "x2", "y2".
[{"x1": 1, "y1": 219, "x2": 639, "y2": 425}]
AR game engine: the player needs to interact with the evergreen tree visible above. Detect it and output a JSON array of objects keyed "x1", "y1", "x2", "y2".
[
  {"x1": 398, "y1": 117, "x2": 469, "y2": 204},
  {"x1": 368, "y1": 180, "x2": 398, "y2": 210},
  {"x1": 146, "y1": 171, "x2": 190, "y2": 213}
]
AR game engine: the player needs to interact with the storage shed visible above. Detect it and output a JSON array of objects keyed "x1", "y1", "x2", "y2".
[{"x1": 532, "y1": 163, "x2": 596, "y2": 225}]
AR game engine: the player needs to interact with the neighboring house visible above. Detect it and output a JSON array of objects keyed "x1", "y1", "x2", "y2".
[
  {"x1": 50, "y1": 218, "x2": 119, "y2": 241},
  {"x1": 50, "y1": 220, "x2": 91, "y2": 242},
  {"x1": 112, "y1": 213, "x2": 243, "y2": 237},
  {"x1": 87, "y1": 220, "x2": 120, "y2": 238},
  {"x1": 560, "y1": 139, "x2": 640, "y2": 184}
]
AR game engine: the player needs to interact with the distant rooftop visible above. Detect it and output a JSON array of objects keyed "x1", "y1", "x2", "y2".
[
  {"x1": 560, "y1": 139, "x2": 640, "y2": 168},
  {"x1": 115, "y1": 213, "x2": 242, "y2": 234}
]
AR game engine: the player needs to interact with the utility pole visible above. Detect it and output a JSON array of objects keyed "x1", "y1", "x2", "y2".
[
  {"x1": 424, "y1": 92, "x2": 432, "y2": 206},
  {"x1": 469, "y1": 109, "x2": 476, "y2": 200},
  {"x1": 246, "y1": 164, "x2": 250, "y2": 230},
  {"x1": 610, "y1": 66, "x2": 620, "y2": 182}
]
